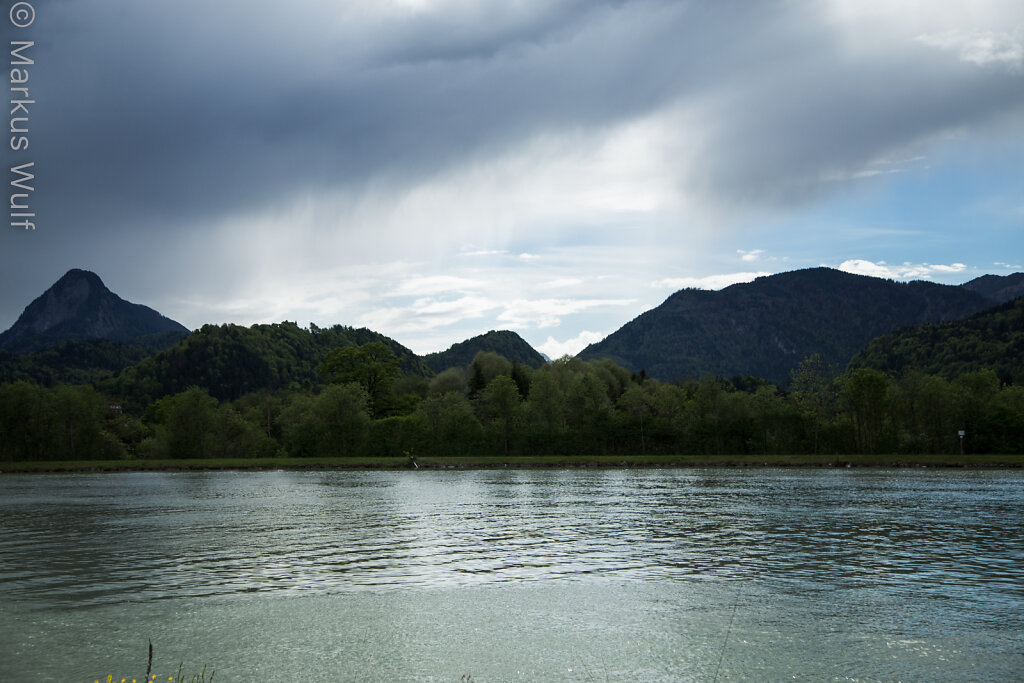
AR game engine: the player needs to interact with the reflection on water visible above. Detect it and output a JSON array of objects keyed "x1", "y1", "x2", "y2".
[{"x1": 1, "y1": 469, "x2": 1022, "y2": 681}]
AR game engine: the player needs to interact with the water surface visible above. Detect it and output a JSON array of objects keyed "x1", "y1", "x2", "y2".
[{"x1": 1, "y1": 469, "x2": 1021, "y2": 681}]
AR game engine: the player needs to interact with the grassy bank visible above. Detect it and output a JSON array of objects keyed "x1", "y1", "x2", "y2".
[{"x1": 2, "y1": 453, "x2": 1022, "y2": 473}]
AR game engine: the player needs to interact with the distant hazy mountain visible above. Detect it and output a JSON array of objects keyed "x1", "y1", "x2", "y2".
[
  {"x1": 578, "y1": 267, "x2": 996, "y2": 385},
  {"x1": 424, "y1": 330, "x2": 546, "y2": 373},
  {"x1": 0, "y1": 269, "x2": 189, "y2": 353},
  {"x1": 849, "y1": 295, "x2": 1024, "y2": 383},
  {"x1": 961, "y1": 272, "x2": 1024, "y2": 305}
]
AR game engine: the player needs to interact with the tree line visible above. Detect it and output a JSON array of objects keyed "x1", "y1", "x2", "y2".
[{"x1": 1, "y1": 343, "x2": 1022, "y2": 462}]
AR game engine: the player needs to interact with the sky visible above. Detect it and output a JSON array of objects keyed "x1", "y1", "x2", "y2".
[{"x1": 3, "y1": 0, "x2": 1023, "y2": 358}]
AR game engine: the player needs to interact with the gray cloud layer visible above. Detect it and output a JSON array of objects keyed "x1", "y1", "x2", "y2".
[
  {"x1": 4, "y1": 0, "x2": 1023, "y2": 329},
  {"x1": 25, "y1": 1, "x2": 1018, "y2": 228}
]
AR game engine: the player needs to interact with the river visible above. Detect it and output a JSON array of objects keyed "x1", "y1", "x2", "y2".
[{"x1": 1, "y1": 469, "x2": 1021, "y2": 681}]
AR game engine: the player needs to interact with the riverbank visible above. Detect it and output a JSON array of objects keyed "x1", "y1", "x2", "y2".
[{"x1": 2, "y1": 453, "x2": 1022, "y2": 473}]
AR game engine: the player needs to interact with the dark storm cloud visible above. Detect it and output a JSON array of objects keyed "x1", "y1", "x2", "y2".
[
  {"x1": 24, "y1": 0, "x2": 856, "y2": 233},
  {"x1": 24, "y1": 0, "x2": 1024, "y2": 233},
  {"x1": 29, "y1": 0, "x2": 695, "y2": 231}
]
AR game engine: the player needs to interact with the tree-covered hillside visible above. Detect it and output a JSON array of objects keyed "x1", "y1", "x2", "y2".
[
  {"x1": 0, "y1": 338, "x2": 161, "y2": 386},
  {"x1": 424, "y1": 330, "x2": 546, "y2": 373},
  {"x1": 101, "y1": 322, "x2": 431, "y2": 410},
  {"x1": 579, "y1": 268, "x2": 992, "y2": 385},
  {"x1": 849, "y1": 295, "x2": 1024, "y2": 384}
]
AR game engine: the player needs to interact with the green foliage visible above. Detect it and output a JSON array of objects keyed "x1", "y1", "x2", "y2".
[
  {"x1": 510, "y1": 361, "x2": 532, "y2": 398},
  {"x1": 415, "y1": 391, "x2": 483, "y2": 456},
  {"x1": 566, "y1": 371, "x2": 614, "y2": 454},
  {"x1": 525, "y1": 371, "x2": 565, "y2": 446},
  {"x1": 3, "y1": 346, "x2": 1024, "y2": 462},
  {"x1": 790, "y1": 354, "x2": 838, "y2": 454},
  {"x1": 849, "y1": 296, "x2": 1024, "y2": 383},
  {"x1": 211, "y1": 405, "x2": 280, "y2": 459},
  {"x1": 0, "y1": 381, "x2": 127, "y2": 461},
  {"x1": 314, "y1": 383, "x2": 372, "y2": 456},
  {"x1": 841, "y1": 368, "x2": 893, "y2": 454},
  {"x1": 469, "y1": 351, "x2": 512, "y2": 386},
  {"x1": 467, "y1": 361, "x2": 486, "y2": 399},
  {"x1": 0, "y1": 338, "x2": 160, "y2": 386},
  {"x1": 278, "y1": 384, "x2": 371, "y2": 457},
  {"x1": 892, "y1": 371, "x2": 955, "y2": 453},
  {"x1": 103, "y1": 322, "x2": 431, "y2": 412},
  {"x1": 618, "y1": 383, "x2": 656, "y2": 454},
  {"x1": 151, "y1": 387, "x2": 220, "y2": 459},
  {"x1": 428, "y1": 368, "x2": 467, "y2": 396},
  {"x1": 479, "y1": 374, "x2": 521, "y2": 456},
  {"x1": 319, "y1": 341, "x2": 401, "y2": 418}
]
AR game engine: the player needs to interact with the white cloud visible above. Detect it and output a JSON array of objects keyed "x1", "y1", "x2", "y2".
[
  {"x1": 933, "y1": 264, "x2": 970, "y2": 274},
  {"x1": 539, "y1": 277, "x2": 585, "y2": 289},
  {"x1": 916, "y1": 29, "x2": 1024, "y2": 72},
  {"x1": 537, "y1": 330, "x2": 607, "y2": 359},
  {"x1": 838, "y1": 259, "x2": 967, "y2": 279},
  {"x1": 171, "y1": 260, "x2": 415, "y2": 327},
  {"x1": 357, "y1": 296, "x2": 498, "y2": 334},
  {"x1": 994, "y1": 261, "x2": 1023, "y2": 270},
  {"x1": 651, "y1": 272, "x2": 772, "y2": 291},
  {"x1": 460, "y1": 249, "x2": 507, "y2": 257},
  {"x1": 738, "y1": 249, "x2": 766, "y2": 262},
  {"x1": 497, "y1": 298, "x2": 635, "y2": 329},
  {"x1": 387, "y1": 275, "x2": 482, "y2": 297}
]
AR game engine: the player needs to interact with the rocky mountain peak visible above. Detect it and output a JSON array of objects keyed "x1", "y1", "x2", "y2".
[{"x1": 0, "y1": 269, "x2": 189, "y2": 353}]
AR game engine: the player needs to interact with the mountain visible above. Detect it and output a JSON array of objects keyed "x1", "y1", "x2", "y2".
[
  {"x1": 0, "y1": 269, "x2": 189, "y2": 353},
  {"x1": 961, "y1": 272, "x2": 1024, "y2": 305},
  {"x1": 578, "y1": 268, "x2": 994, "y2": 385},
  {"x1": 102, "y1": 321, "x2": 432, "y2": 409},
  {"x1": 848, "y1": 295, "x2": 1024, "y2": 383},
  {"x1": 424, "y1": 330, "x2": 546, "y2": 373}
]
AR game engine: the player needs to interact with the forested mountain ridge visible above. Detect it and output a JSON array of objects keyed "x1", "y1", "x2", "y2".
[
  {"x1": 424, "y1": 330, "x2": 546, "y2": 373},
  {"x1": 961, "y1": 272, "x2": 1024, "y2": 304},
  {"x1": 4, "y1": 267, "x2": 1021, "y2": 404},
  {"x1": 848, "y1": 294, "x2": 1024, "y2": 383},
  {"x1": 0, "y1": 269, "x2": 189, "y2": 353},
  {"x1": 578, "y1": 267, "x2": 996, "y2": 385},
  {"x1": 101, "y1": 322, "x2": 432, "y2": 411}
]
